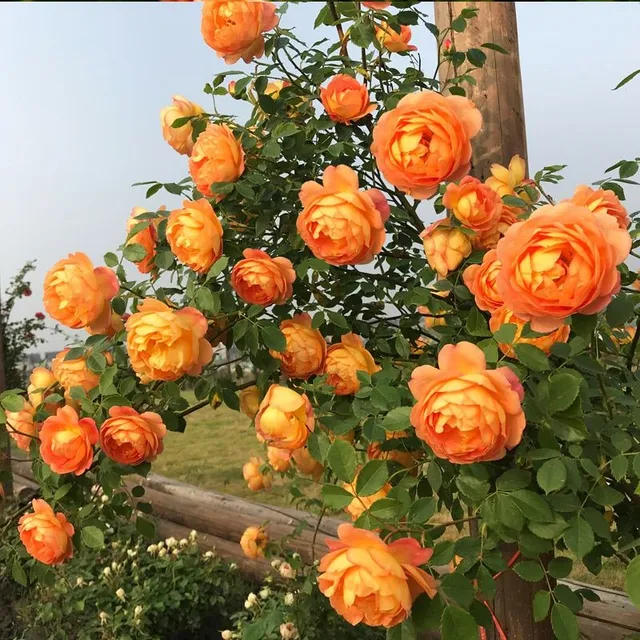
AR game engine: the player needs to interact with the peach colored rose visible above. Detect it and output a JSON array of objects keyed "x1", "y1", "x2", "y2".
[
  {"x1": 485, "y1": 155, "x2": 527, "y2": 199},
  {"x1": 490, "y1": 305, "x2": 570, "y2": 358},
  {"x1": 6, "y1": 401, "x2": 38, "y2": 452},
  {"x1": 267, "y1": 446, "x2": 291, "y2": 472},
  {"x1": 473, "y1": 205, "x2": 522, "y2": 250},
  {"x1": 255, "y1": 385, "x2": 314, "y2": 450},
  {"x1": 240, "y1": 525, "x2": 268, "y2": 559},
  {"x1": 371, "y1": 91, "x2": 481, "y2": 200},
  {"x1": 462, "y1": 249, "x2": 503, "y2": 312},
  {"x1": 318, "y1": 524, "x2": 437, "y2": 628},
  {"x1": 367, "y1": 431, "x2": 422, "y2": 470},
  {"x1": 126, "y1": 207, "x2": 158, "y2": 275},
  {"x1": 126, "y1": 299, "x2": 213, "y2": 382},
  {"x1": 99, "y1": 406, "x2": 167, "y2": 466},
  {"x1": 270, "y1": 313, "x2": 326, "y2": 379},
  {"x1": 51, "y1": 349, "x2": 101, "y2": 395},
  {"x1": 375, "y1": 22, "x2": 417, "y2": 53},
  {"x1": 167, "y1": 199, "x2": 224, "y2": 274},
  {"x1": 18, "y1": 499, "x2": 74, "y2": 566},
  {"x1": 342, "y1": 477, "x2": 391, "y2": 521},
  {"x1": 160, "y1": 95, "x2": 204, "y2": 156},
  {"x1": 27, "y1": 367, "x2": 57, "y2": 409},
  {"x1": 231, "y1": 249, "x2": 295, "y2": 306},
  {"x1": 496, "y1": 202, "x2": 632, "y2": 332},
  {"x1": 201, "y1": 0, "x2": 278, "y2": 64},
  {"x1": 188, "y1": 124, "x2": 245, "y2": 199},
  {"x1": 410, "y1": 342, "x2": 525, "y2": 464},
  {"x1": 292, "y1": 447, "x2": 323, "y2": 480},
  {"x1": 239, "y1": 385, "x2": 261, "y2": 419},
  {"x1": 264, "y1": 79, "x2": 290, "y2": 100},
  {"x1": 39, "y1": 406, "x2": 98, "y2": 476},
  {"x1": 568, "y1": 184, "x2": 630, "y2": 229},
  {"x1": 418, "y1": 305, "x2": 449, "y2": 331},
  {"x1": 363, "y1": 1, "x2": 391, "y2": 8},
  {"x1": 43, "y1": 253, "x2": 119, "y2": 332},
  {"x1": 85, "y1": 311, "x2": 124, "y2": 338},
  {"x1": 421, "y1": 219, "x2": 472, "y2": 277},
  {"x1": 243, "y1": 456, "x2": 272, "y2": 491},
  {"x1": 297, "y1": 165, "x2": 389, "y2": 266},
  {"x1": 443, "y1": 176, "x2": 503, "y2": 232},
  {"x1": 320, "y1": 75, "x2": 376, "y2": 125},
  {"x1": 325, "y1": 333, "x2": 380, "y2": 396}
]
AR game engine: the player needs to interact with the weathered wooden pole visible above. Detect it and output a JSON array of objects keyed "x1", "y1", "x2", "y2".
[
  {"x1": 434, "y1": 4, "x2": 552, "y2": 640},
  {"x1": 0, "y1": 288, "x2": 14, "y2": 502}
]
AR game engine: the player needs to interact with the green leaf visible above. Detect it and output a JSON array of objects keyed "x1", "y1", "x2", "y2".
[
  {"x1": 206, "y1": 255, "x2": 229, "y2": 280},
  {"x1": 327, "y1": 440, "x2": 357, "y2": 483},
  {"x1": 613, "y1": 68, "x2": 640, "y2": 90},
  {"x1": 356, "y1": 460, "x2": 389, "y2": 497},
  {"x1": 466, "y1": 48, "x2": 487, "y2": 67},
  {"x1": 496, "y1": 469, "x2": 531, "y2": 492},
  {"x1": 451, "y1": 15, "x2": 467, "y2": 32},
  {"x1": 496, "y1": 494, "x2": 524, "y2": 531},
  {"x1": 123, "y1": 243, "x2": 147, "y2": 263},
  {"x1": 570, "y1": 314, "x2": 597, "y2": 341},
  {"x1": 307, "y1": 432, "x2": 331, "y2": 464},
  {"x1": 548, "y1": 557, "x2": 573, "y2": 579},
  {"x1": 131, "y1": 485, "x2": 145, "y2": 498},
  {"x1": 326, "y1": 310, "x2": 349, "y2": 329},
  {"x1": 136, "y1": 516, "x2": 155, "y2": 539},
  {"x1": 533, "y1": 590, "x2": 551, "y2": 622},
  {"x1": 321, "y1": 484, "x2": 354, "y2": 510},
  {"x1": 12, "y1": 560, "x2": 28, "y2": 587},
  {"x1": 262, "y1": 140, "x2": 281, "y2": 158},
  {"x1": 528, "y1": 517, "x2": 568, "y2": 540},
  {"x1": 81, "y1": 526, "x2": 104, "y2": 549},
  {"x1": 382, "y1": 406, "x2": 412, "y2": 431},
  {"x1": 551, "y1": 603, "x2": 579, "y2": 640},
  {"x1": 386, "y1": 619, "x2": 416, "y2": 640},
  {"x1": 606, "y1": 294, "x2": 634, "y2": 327},
  {"x1": 513, "y1": 560, "x2": 544, "y2": 582},
  {"x1": 87, "y1": 352, "x2": 107, "y2": 374},
  {"x1": 104, "y1": 252, "x2": 119, "y2": 267},
  {"x1": 611, "y1": 455, "x2": 629, "y2": 482},
  {"x1": 590, "y1": 485, "x2": 624, "y2": 506},
  {"x1": 548, "y1": 374, "x2": 581, "y2": 414},
  {"x1": 412, "y1": 592, "x2": 445, "y2": 631},
  {"x1": 441, "y1": 573, "x2": 475, "y2": 607},
  {"x1": 1, "y1": 393, "x2": 24, "y2": 412},
  {"x1": 476, "y1": 565, "x2": 496, "y2": 599},
  {"x1": 54, "y1": 484, "x2": 73, "y2": 501},
  {"x1": 563, "y1": 516, "x2": 594, "y2": 558},
  {"x1": 261, "y1": 325, "x2": 286, "y2": 352},
  {"x1": 492, "y1": 322, "x2": 518, "y2": 343},
  {"x1": 194, "y1": 287, "x2": 216, "y2": 313},
  {"x1": 368, "y1": 498, "x2": 401, "y2": 520},
  {"x1": 511, "y1": 490, "x2": 553, "y2": 522},
  {"x1": 514, "y1": 344, "x2": 550, "y2": 371},
  {"x1": 408, "y1": 497, "x2": 437, "y2": 523},
  {"x1": 456, "y1": 476, "x2": 489, "y2": 502},
  {"x1": 537, "y1": 458, "x2": 567, "y2": 494},
  {"x1": 466, "y1": 308, "x2": 491, "y2": 337},
  {"x1": 441, "y1": 605, "x2": 479, "y2": 640},
  {"x1": 625, "y1": 555, "x2": 640, "y2": 609},
  {"x1": 481, "y1": 42, "x2": 509, "y2": 54}
]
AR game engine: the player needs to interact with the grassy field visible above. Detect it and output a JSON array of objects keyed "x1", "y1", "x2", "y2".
[{"x1": 154, "y1": 399, "x2": 624, "y2": 590}]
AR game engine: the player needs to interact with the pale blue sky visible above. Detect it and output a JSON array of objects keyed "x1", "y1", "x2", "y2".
[{"x1": 1, "y1": 2, "x2": 639, "y2": 350}]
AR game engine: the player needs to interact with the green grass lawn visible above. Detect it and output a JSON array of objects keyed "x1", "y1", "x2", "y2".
[{"x1": 153, "y1": 399, "x2": 624, "y2": 590}]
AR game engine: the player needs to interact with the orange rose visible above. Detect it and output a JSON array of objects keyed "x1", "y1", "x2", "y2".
[
  {"x1": 231, "y1": 249, "x2": 295, "y2": 306},
  {"x1": 255, "y1": 385, "x2": 314, "y2": 450},
  {"x1": 462, "y1": 249, "x2": 503, "y2": 312},
  {"x1": 325, "y1": 333, "x2": 380, "y2": 396},
  {"x1": 85, "y1": 311, "x2": 124, "y2": 338},
  {"x1": 160, "y1": 95, "x2": 204, "y2": 156},
  {"x1": 421, "y1": 219, "x2": 472, "y2": 278},
  {"x1": 375, "y1": 22, "x2": 417, "y2": 53},
  {"x1": 126, "y1": 299, "x2": 213, "y2": 382},
  {"x1": 126, "y1": 207, "x2": 158, "y2": 274},
  {"x1": 363, "y1": 1, "x2": 391, "y2": 8},
  {"x1": 188, "y1": 123, "x2": 245, "y2": 199},
  {"x1": 243, "y1": 456, "x2": 272, "y2": 491},
  {"x1": 167, "y1": 199, "x2": 223, "y2": 274},
  {"x1": 496, "y1": 202, "x2": 632, "y2": 332},
  {"x1": 51, "y1": 349, "x2": 101, "y2": 394},
  {"x1": 443, "y1": 176, "x2": 503, "y2": 232},
  {"x1": 410, "y1": 342, "x2": 526, "y2": 464},
  {"x1": 418, "y1": 305, "x2": 449, "y2": 331},
  {"x1": 271, "y1": 314, "x2": 326, "y2": 379},
  {"x1": 568, "y1": 184, "x2": 630, "y2": 230},
  {"x1": 239, "y1": 385, "x2": 261, "y2": 419},
  {"x1": 342, "y1": 477, "x2": 391, "y2": 521},
  {"x1": 292, "y1": 447, "x2": 323, "y2": 480},
  {"x1": 240, "y1": 525, "x2": 268, "y2": 559},
  {"x1": 264, "y1": 79, "x2": 290, "y2": 100},
  {"x1": 371, "y1": 90, "x2": 481, "y2": 200},
  {"x1": 201, "y1": 0, "x2": 279, "y2": 64},
  {"x1": 367, "y1": 431, "x2": 421, "y2": 470},
  {"x1": 485, "y1": 154, "x2": 527, "y2": 199},
  {"x1": 18, "y1": 499, "x2": 74, "y2": 566},
  {"x1": 267, "y1": 446, "x2": 291, "y2": 472},
  {"x1": 318, "y1": 524, "x2": 437, "y2": 628},
  {"x1": 297, "y1": 165, "x2": 389, "y2": 266},
  {"x1": 43, "y1": 253, "x2": 119, "y2": 332},
  {"x1": 39, "y1": 406, "x2": 98, "y2": 475},
  {"x1": 474, "y1": 205, "x2": 522, "y2": 250},
  {"x1": 99, "y1": 406, "x2": 167, "y2": 466},
  {"x1": 320, "y1": 75, "x2": 376, "y2": 125},
  {"x1": 490, "y1": 305, "x2": 570, "y2": 358},
  {"x1": 6, "y1": 401, "x2": 38, "y2": 452},
  {"x1": 27, "y1": 367, "x2": 57, "y2": 409}
]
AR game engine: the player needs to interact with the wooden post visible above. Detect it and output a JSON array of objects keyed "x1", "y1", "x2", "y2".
[
  {"x1": 0, "y1": 288, "x2": 14, "y2": 502},
  {"x1": 434, "y1": 4, "x2": 552, "y2": 640}
]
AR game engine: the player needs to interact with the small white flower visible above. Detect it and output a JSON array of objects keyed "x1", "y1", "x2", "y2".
[
  {"x1": 115, "y1": 588, "x2": 126, "y2": 601},
  {"x1": 179, "y1": 538, "x2": 189, "y2": 548},
  {"x1": 229, "y1": 562, "x2": 237, "y2": 570},
  {"x1": 165, "y1": 537, "x2": 178, "y2": 548},
  {"x1": 291, "y1": 552, "x2": 300, "y2": 560},
  {"x1": 245, "y1": 592, "x2": 258, "y2": 608},
  {"x1": 189, "y1": 529, "x2": 198, "y2": 541},
  {"x1": 102, "y1": 567, "x2": 111, "y2": 577},
  {"x1": 111, "y1": 561, "x2": 118, "y2": 572},
  {"x1": 75, "y1": 577, "x2": 85, "y2": 587},
  {"x1": 111, "y1": 541, "x2": 119, "y2": 550},
  {"x1": 131, "y1": 561, "x2": 138, "y2": 569},
  {"x1": 270, "y1": 558, "x2": 282, "y2": 569},
  {"x1": 204, "y1": 550, "x2": 215, "y2": 559},
  {"x1": 221, "y1": 632, "x2": 233, "y2": 640},
  {"x1": 134, "y1": 605, "x2": 143, "y2": 618},
  {"x1": 127, "y1": 549, "x2": 137, "y2": 558},
  {"x1": 101, "y1": 494, "x2": 109, "y2": 504},
  {"x1": 279, "y1": 563, "x2": 296, "y2": 580},
  {"x1": 284, "y1": 593, "x2": 295, "y2": 606},
  {"x1": 157, "y1": 541, "x2": 165, "y2": 549},
  {"x1": 105, "y1": 527, "x2": 114, "y2": 536},
  {"x1": 172, "y1": 548, "x2": 180, "y2": 557},
  {"x1": 99, "y1": 611, "x2": 108, "y2": 625},
  {"x1": 146, "y1": 544, "x2": 158, "y2": 555},
  {"x1": 259, "y1": 587, "x2": 271, "y2": 600},
  {"x1": 158, "y1": 548, "x2": 167, "y2": 558},
  {"x1": 280, "y1": 622, "x2": 299, "y2": 640}
]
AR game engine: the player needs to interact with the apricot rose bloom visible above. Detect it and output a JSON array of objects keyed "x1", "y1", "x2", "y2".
[
  {"x1": 267, "y1": 446, "x2": 291, "y2": 472},
  {"x1": 325, "y1": 333, "x2": 380, "y2": 396},
  {"x1": 318, "y1": 524, "x2": 437, "y2": 628},
  {"x1": 126, "y1": 207, "x2": 158, "y2": 275},
  {"x1": 240, "y1": 525, "x2": 268, "y2": 559},
  {"x1": 372, "y1": 91, "x2": 481, "y2": 199},
  {"x1": 462, "y1": 249, "x2": 503, "y2": 312},
  {"x1": 421, "y1": 219, "x2": 472, "y2": 278},
  {"x1": 201, "y1": 0, "x2": 278, "y2": 64},
  {"x1": 363, "y1": 1, "x2": 391, "y2": 8},
  {"x1": 6, "y1": 401, "x2": 37, "y2": 452},
  {"x1": 160, "y1": 95, "x2": 204, "y2": 156},
  {"x1": 320, "y1": 75, "x2": 376, "y2": 125},
  {"x1": 255, "y1": 385, "x2": 314, "y2": 450},
  {"x1": 410, "y1": 342, "x2": 526, "y2": 464},
  {"x1": 85, "y1": 311, "x2": 124, "y2": 338},
  {"x1": 568, "y1": 184, "x2": 630, "y2": 229},
  {"x1": 51, "y1": 349, "x2": 101, "y2": 394},
  {"x1": 43, "y1": 253, "x2": 119, "y2": 332},
  {"x1": 375, "y1": 22, "x2": 417, "y2": 53},
  {"x1": 189, "y1": 123, "x2": 245, "y2": 199},
  {"x1": 490, "y1": 306, "x2": 570, "y2": 359},
  {"x1": 343, "y1": 478, "x2": 391, "y2": 521},
  {"x1": 297, "y1": 165, "x2": 389, "y2": 266},
  {"x1": 270, "y1": 314, "x2": 326, "y2": 379},
  {"x1": 18, "y1": 499, "x2": 74, "y2": 566},
  {"x1": 292, "y1": 447, "x2": 324, "y2": 480},
  {"x1": 99, "y1": 407, "x2": 167, "y2": 466},
  {"x1": 443, "y1": 176, "x2": 503, "y2": 232},
  {"x1": 167, "y1": 199, "x2": 223, "y2": 274},
  {"x1": 39, "y1": 406, "x2": 99, "y2": 476},
  {"x1": 126, "y1": 299, "x2": 213, "y2": 382},
  {"x1": 239, "y1": 385, "x2": 261, "y2": 419},
  {"x1": 485, "y1": 154, "x2": 527, "y2": 199},
  {"x1": 473, "y1": 205, "x2": 522, "y2": 250},
  {"x1": 243, "y1": 456, "x2": 273, "y2": 491},
  {"x1": 231, "y1": 249, "x2": 295, "y2": 306},
  {"x1": 27, "y1": 367, "x2": 57, "y2": 409},
  {"x1": 496, "y1": 202, "x2": 632, "y2": 332}
]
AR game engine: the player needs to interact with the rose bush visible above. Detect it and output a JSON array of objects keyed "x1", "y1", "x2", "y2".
[{"x1": 2, "y1": 3, "x2": 640, "y2": 640}]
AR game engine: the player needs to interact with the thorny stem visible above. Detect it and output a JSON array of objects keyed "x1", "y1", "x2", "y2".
[{"x1": 311, "y1": 506, "x2": 327, "y2": 564}]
